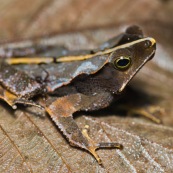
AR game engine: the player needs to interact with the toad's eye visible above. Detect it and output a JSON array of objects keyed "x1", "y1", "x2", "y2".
[{"x1": 114, "y1": 56, "x2": 131, "y2": 70}]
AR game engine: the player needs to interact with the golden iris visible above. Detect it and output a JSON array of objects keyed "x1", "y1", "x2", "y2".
[{"x1": 114, "y1": 56, "x2": 131, "y2": 70}]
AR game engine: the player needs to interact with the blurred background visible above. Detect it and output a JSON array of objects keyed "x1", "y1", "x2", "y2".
[{"x1": 0, "y1": 0, "x2": 172, "y2": 42}]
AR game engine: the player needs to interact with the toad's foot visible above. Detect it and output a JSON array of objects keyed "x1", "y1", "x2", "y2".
[
  {"x1": 46, "y1": 93, "x2": 123, "y2": 164},
  {"x1": 82, "y1": 125, "x2": 122, "y2": 164}
]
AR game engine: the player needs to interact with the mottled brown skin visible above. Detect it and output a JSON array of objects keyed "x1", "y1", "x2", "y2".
[
  {"x1": 0, "y1": 25, "x2": 143, "y2": 107},
  {"x1": 45, "y1": 38, "x2": 156, "y2": 163},
  {"x1": 0, "y1": 62, "x2": 42, "y2": 97},
  {"x1": 0, "y1": 26, "x2": 156, "y2": 164},
  {"x1": 0, "y1": 62, "x2": 44, "y2": 108}
]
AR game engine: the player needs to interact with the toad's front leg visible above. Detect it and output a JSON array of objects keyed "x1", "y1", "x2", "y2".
[{"x1": 45, "y1": 93, "x2": 122, "y2": 164}]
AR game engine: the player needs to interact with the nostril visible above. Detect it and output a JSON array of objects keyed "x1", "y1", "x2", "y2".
[
  {"x1": 144, "y1": 40, "x2": 152, "y2": 48},
  {"x1": 144, "y1": 38, "x2": 156, "y2": 49}
]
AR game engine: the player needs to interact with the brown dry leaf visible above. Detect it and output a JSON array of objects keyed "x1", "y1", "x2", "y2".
[
  {"x1": 0, "y1": 104, "x2": 173, "y2": 173},
  {"x1": 0, "y1": 0, "x2": 173, "y2": 172}
]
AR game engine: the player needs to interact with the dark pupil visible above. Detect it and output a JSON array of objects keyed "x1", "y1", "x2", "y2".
[{"x1": 117, "y1": 58, "x2": 129, "y2": 67}]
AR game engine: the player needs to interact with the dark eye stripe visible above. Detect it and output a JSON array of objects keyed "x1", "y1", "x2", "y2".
[{"x1": 114, "y1": 56, "x2": 131, "y2": 70}]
